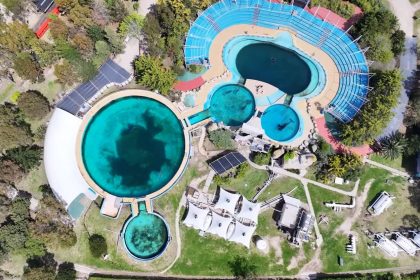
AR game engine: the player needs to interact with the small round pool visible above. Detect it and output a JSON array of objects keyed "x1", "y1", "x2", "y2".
[
  {"x1": 81, "y1": 96, "x2": 185, "y2": 198},
  {"x1": 209, "y1": 84, "x2": 255, "y2": 126},
  {"x1": 261, "y1": 104, "x2": 300, "y2": 142},
  {"x1": 123, "y1": 212, "x2": 170, "y2": 261}
]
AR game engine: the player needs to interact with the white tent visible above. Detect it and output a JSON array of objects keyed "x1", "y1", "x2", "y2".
[
  {"x1": 236, "y1": 197, "x2": 260, "y2": 224},
  {"x1": 214, "y1": 188, "x2": 241, "y2": 214},
  {"x1": 206, "y1": 212, "x2": 233, "y2": 239},
  {"x1": 368, "y1": 191, "x2": 393, "y2": 216},
  {"x1": 44, "y1": 109, "x2": 97, "y2": 208},
  {"x1": 183, "y1": 202, "x2": 211, "y2": 231},
  {"x1": 228, "y1": 222, "x2": 256, "y2": 248}
]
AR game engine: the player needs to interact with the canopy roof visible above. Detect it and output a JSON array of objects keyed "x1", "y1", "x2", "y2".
[
  {"x1": 206, "y1": 212, "x2": 233, "y2": 239},
  {"x1": 214, "y1": 188, "x2": 241, "y2": 214},
  {"x1": 236, "y1": 197, "x2": 260, "y2": 224},
  {"x1": 183, "y1": 202, "x2": 211, "y2": 231},
  {"x1": 44, "y1": 109, "x2": 97, "y2": 208},
  {"x1": 394, "y1": 233, "x2": 417, "y2": 256},
  {"x1": 228, "y1": 222, "x2": 256, "y2": 248}
]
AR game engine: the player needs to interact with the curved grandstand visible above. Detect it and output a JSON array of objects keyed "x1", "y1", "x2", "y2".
[{"x1": 184, "y1": 0, "x2": 370, "y2": 123}]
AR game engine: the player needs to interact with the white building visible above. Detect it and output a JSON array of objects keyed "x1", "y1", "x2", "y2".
[
  {"x1": 375, "y1": 234, "x2": 400, "y2": 257},
  {"x1": 277, "y1": 195, "x2": 301, "y2": 229},
  {"x1": 368, "y1": 191, "x2": 393, "y2": 216},
  {"x1": 393, "y1": 233, "x2": 417, "y2": 256}
]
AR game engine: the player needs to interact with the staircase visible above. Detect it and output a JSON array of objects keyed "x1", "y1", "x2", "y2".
[{"x1": 252, "y1": 5, "x2": 261, "y2": 25}]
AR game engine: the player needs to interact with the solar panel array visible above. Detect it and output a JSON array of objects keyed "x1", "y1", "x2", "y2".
[
  {"x1": 56, "y1": 59, "x2": 131, "y2": 115},
  {"x1": 33, "y1": 0, "x2": 54, "y2": 13},
  {"x1": 210, "y1": 152, "x2": 247, "y2": 175}
]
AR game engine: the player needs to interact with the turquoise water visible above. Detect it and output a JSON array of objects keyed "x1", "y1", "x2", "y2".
[
  {"x1": 123, "y1": 212, "x2": 169, "y2": 260},
  {"x1": 261, "y1": 104, "x2": 300, "y2": 142},
  {"x1": 177, "y1": 69, "x2": 206, "y2": 81},
  {"x1": 183, "y1": 94, "x2": 195, "y2": 107},
  {"x1": 82, "y1": 96, "x2": 185, "y2": 198},
  {"x1": 236, "y1": 43, "x2": 311, "y2": 95},
  {"x1": 188, "y1": 109, "x2": 211, "y2": 125},
  {"x1": 209, "y1": 84, "x2": 255, "y2": 126}
]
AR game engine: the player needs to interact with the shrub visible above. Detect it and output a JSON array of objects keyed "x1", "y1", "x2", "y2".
[
  {"x1": 17, "y1": 90, "x2": 50, "y2": 120},
  {"x1": 13, "y1": 53, "x2": 44, "y2": 83},
  {"x1": 283, "y1": 150, "x2": 297, "y2": 162},
  {"x1": 311, "y1": 0, "x2": 354, "y2": 19},
  {"x1": 378, "y1": 132, "x2": 407, "y2": 160},
  {"x1": 54, "y1": 60, "x2": 80, "y2": 86},
  {"x1": 4, "y1": 145, "x2": 43, "y2": 173},
  {"x1": 0, "y1": 104, "x2": 33, "y2": 151},
  {"x1": 0, "y1": 158, "x2": 25, "y2": 183},
  {"x1": 188, "y1": 64, "x2": 205, "y2": 74},
  {"x1": 56, "y1": 262, "x2": 76, "y2": 280},
  {"x1": 88, "y1": 234, "x2": 107, "y2": 258},
  {"x1": 213, "y1": 174, "x2": 230, "y2": 186},
  {"x1": 235, "y1": 163, "x2": 250, "y2": 179},
  {"x1": 208, "y1": 129, "x2": 235, "y2": 150},
  {"x1": 252, "y1": 152, "x2": 271, "y2": 166}
]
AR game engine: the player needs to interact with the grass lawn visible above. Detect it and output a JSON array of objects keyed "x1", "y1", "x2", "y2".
[
  {"x1": 369, "y1": 154, "x2": 405, "y2": 172},
  {"x1": 256, "y1": 176, "x2": 305, "y2": 202},
  {"x1": 305, "y1": 168, "x2": 355, "y2": 192},
  {"x1": 208, "y1": 166, "x2": 268, "y2": 200},
  {"x1": 170, "y1": 226, "x2": 299, "y2": 276}
]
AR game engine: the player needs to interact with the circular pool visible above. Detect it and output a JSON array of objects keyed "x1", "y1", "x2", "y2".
[
  {"x1": 123, "y1": 212, "x2": 170, "y2": 261},
  {"x1": 81, "y1": 95, "x2": 186, "y2": 198},
  {"x1": 261, "y1": 104, "x2": 300, "y2": 142},
  {"x1": 209, "y1": 84, "x2": 255, "y2": 126}
]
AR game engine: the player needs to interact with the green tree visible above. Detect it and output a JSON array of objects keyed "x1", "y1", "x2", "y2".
[
  {"x1": 55, "y1": 0, "x2": 77, "y2": 12},
  {"x1": 55, "y1": 262, "x2": 76, "y2": 280},
  {"x1": 17, "y1": 90, "x2": 50, "y2": 120},
  {"x1": 339, "y1": 70, "x2": 402, "y2": 146},
  {"x1": 13, "y1": 53, "x2": 44, "y2": 83},
  {"x1": 23, "y1": 238, "x2": 47, "y2": 258},
  {"x1": 93, "y1": 40, "x2": 110, "y2": 67},
  {"x1": 54, "y1": 60, "x2": 80, "y2": 86},
  {"x1": 228, "y1": 255, "x2": 257, "y2": 280},
  {"x1": 134, "y1": 55, "x2": 176, "y2": 95},
  {"x1": 391, "y1": 29, "x2": 406, "y2": 56},
  {"x1": 31, "y1": 185, "x2": 77, "y2": 248},
  {"x1": 252, "y1": 152, "x2": 271, "y2": 166},
  {"x1": 142, "y1": 14, "x2": 165, "y2": 57},
  {"x1": 104, "y1": 27, "x2": 124, "y2": 54},
  {"x1": 71, "y1": 33, "x2": 94, "y2": 57},
  {"x1": 208, "y1": 129, "x2": 235, "y2": 150},
  {"x1": 22, "y1": 253, "x2": 57, "y2": 280},
  {"x1": 105, "y1": 0, "x2": 128, "y2": 22},
  {"x1": 49, "y1": 19, "x2": 69, "y2": 41},
  {"x1": 0, "y1": 104, "x2": 33, "y2": 151},
  {"x1": 4, "y1": 145, "x2": 43, "y2": 172},
  {"x1": 379, "y1": 132, "x2": 407, "y2": 160},
  {"x1": 88, "y1": 234, "x2": 107, "y2": 258},
  {"x1": 405, "y1": 134, "x2": 420, "y2": 156},
  {"x1": 68, "y1": 4, "x2": 94, "y2": 28},
  {"x1": 118, "y1": 13, "x2": 144, "y2": 39},
  {"x1": 87, "y1": 25, "x2": 106, "y2": 42},
  {"x1": 368, "y1": 34, "x2": 394, "y2": 63},
  {"x1": 0, "y1": 21, "x2": 36, "y2": 54},
  {"x1": 0, "y1": 159, "x2": 25, "y2": 183}
]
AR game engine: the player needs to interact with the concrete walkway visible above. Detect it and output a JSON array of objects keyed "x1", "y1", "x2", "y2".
[
  {"x1": 302, "y1": 182, "x2": 323, "y2": 247},
  {"x1": 363, "y1": 158, "x2": 411, "y2": 178},
  {"x1": 380, "y1": 0, "x2": 418, "y2": 137}
]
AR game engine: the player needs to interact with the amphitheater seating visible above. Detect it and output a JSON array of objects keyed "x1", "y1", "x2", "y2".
[{"x1": 184, "y1": 0, "x2": 370, "y2": 122}]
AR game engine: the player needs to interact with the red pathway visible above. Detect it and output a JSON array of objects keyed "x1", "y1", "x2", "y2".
[
  {"x1": 173, "y1": 76, "x2": 205, "y2": 91},
  {"x1": 307, "y1": 5, "x2": 363, "y2": 30},
  {"x1": 315, "y1": 117, "x2": 372, "y2": 156}
]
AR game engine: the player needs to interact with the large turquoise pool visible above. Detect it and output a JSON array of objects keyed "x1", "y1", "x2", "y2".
[
  {"x1": 123, "y1": 211, "x2": 169, "y2": 260},
  {"x1": 209, "y1": 84, "x2": 255, "y2": 126},
  {"x1": 236, "y1": 43, "x2": 311, "y2": 95},
  {"x1": 261, "y1": 104, "x2": 300, "y2": 142},
  {"x1": 82, "y1": 96, "x2": 185, "y2": 198}
]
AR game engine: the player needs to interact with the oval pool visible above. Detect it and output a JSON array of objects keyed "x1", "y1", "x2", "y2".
[
  {"x1": 81, "y1": 96, "x2": 185, "y2": 198},
  {"x1": 236, "y1": 43, "x2": 312, "y2": 95},
  {"x1": 209, "y1": 84, "x2": 255, "y2": 126},
  {"x1": 261, "y1": 104, "x2": 300, "y2": 142},
  {"x1": 123, "y1": 212, "x2": 170, "y2": 260}
]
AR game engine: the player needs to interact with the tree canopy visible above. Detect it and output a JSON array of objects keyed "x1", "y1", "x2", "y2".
[
  {"x1": 0, "y1": 104, "x2": 33, "y2": 151},
  {"x1": 17, "y1": 90, "x2": 50, "y2": 120},
  {"x1": 134, "y1": 55, "x2": 176, "y2": 95},
  {"x1": 88, "y1": 234, "x2": 107, "y2": 258},
  {"x1": 338, "y1": 70, "x2": 402, "y2": 146},
  {"x1": 118, "y1": 13, "x2": 144, "y2": 39},
  {"x1": 208, "y1": 129, "x2": 235, "y2": 150},
  {"x1": 4, "y1": 145, "x2": 43, "y2": 173}
]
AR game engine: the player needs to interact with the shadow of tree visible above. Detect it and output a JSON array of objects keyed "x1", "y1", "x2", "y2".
[{"x1": 407, "y1": 182, "x2": 420, "y2": 212}]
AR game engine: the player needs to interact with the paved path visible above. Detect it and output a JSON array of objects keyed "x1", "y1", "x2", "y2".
[
  {"x1": 203, "y1": 170, "x2": 215, "y2": 193},
  {"x1": 381, "y1": 0, "x2": 418, "y2": 137},
  {"x1": 363, "y1": 158, "x2": 410, "y2": 177},
  {"x1": 161, "y1": 194, "x2": 186, "y2": 274},
  {"x1": 302, "y1": 182, "x2": 323, "y2": 246}
]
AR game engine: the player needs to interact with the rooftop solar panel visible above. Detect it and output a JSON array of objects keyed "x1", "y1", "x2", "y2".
[
  {"x1": 56, "y1": 59, "x2": 131, "y2": 115},
  {"x1": 209, "y1": 152, "x2": 246, "y2": 175}
]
